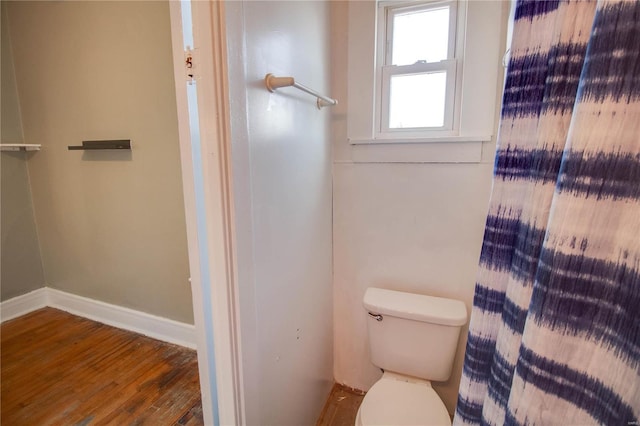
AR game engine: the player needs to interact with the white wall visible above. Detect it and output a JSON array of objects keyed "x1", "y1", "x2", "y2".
[
  {"x1": 225, "y1": 1, "x2": 334, "y2": 425},
  {"x1": 330, "y1": 0, "x2": 509, "y2": 415}
]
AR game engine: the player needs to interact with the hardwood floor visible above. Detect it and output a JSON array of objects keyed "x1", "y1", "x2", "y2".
[
  {"x1": 1, "y1": 308, "x2": 203, "y2": 426},
  {"x1": 316, "y1": 383, "x2": 365, "y2": 426}
]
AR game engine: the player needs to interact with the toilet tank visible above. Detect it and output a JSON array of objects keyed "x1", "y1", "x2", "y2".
[{"x1": 363, "y1": 287, "x2": 467, "y2": 381}]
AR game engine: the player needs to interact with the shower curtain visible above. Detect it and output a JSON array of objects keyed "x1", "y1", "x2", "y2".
[{"x1": 454, "y1": 1, "x2": 640, "y2": 425}]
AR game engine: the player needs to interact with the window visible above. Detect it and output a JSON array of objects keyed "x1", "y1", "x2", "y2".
[
  {"x1": 345, "y1": 0, "x2": 506, "y2": 155},
  {"x1": 377, "y1": 0, "x2": 462, "y2": 136}
]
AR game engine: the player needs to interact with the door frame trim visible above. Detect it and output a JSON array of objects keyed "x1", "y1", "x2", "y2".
[{"x1": 169, "y1": 2, "x2": 244, "y2": 424}]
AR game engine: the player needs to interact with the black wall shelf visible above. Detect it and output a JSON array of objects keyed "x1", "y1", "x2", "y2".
[{"x1": 68, "y1": 140, "x2": 131, "y2": 150}]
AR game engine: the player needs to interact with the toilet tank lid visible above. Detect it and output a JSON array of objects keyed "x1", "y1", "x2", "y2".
[{"x1": 363, "y1": 288, "x2": 467, "y2": 326}]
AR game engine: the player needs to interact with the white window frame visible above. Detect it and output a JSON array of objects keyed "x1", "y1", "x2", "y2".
[
  {"x1": 375, "y1": 0, "x2": 466, "y2": 138},
  {"x1": 345, "y1": 0, "x2": 507, "y2": 155}
]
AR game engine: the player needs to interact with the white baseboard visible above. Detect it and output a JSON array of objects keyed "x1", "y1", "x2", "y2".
[
  {"x1": 1, "y1": 288, "x2": 196, "y2": 349},
  {"x1": 0, "y1": 288, "x2": 48, "y2": 322}
]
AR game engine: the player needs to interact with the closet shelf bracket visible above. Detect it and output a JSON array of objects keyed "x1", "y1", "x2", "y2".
[{"x1": 68, "y1": 140, "x2": 131, "y2": 150}]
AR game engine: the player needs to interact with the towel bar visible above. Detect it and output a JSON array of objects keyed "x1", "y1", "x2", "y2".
[{"x1": 265, "y1": 74, "x2": 337, "y2": 109}]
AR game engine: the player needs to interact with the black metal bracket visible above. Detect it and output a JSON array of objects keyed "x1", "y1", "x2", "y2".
[{"x1": 68, "y1": 140, "x2": 131, "y2": 150}]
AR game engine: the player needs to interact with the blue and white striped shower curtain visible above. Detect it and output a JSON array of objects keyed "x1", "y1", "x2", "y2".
[{"x1": 454, "y1": 1, "x2": 640, "y2": 425}]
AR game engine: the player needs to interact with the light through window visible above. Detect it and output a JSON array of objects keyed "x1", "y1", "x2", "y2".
[
  {"x1": 391, "y1": 7, "x2": 450, "y2": 65},
  {"x1": 389, "y1": 72, "x2": 447, "y2": 128}
]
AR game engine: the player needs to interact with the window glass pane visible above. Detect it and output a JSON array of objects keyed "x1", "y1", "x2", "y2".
[
  {"x1": 389, "y1": 71, "x2": 446, "y2": 129},
  {"x1": 392, "y1": 6, "x2": 450, "y2": 66}
]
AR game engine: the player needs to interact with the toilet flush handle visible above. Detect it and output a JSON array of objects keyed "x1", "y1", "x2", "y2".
[{"x1": 368, "y1": 312, "x2": 383, "y2": 322}]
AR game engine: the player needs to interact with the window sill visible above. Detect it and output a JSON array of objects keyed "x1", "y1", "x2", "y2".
[
  {"x1": 348, "y1": 134, "x2": 492, "y2": 145},
  {"x1": 342, "y1": 135, "x2": 493, "y2": 164}
]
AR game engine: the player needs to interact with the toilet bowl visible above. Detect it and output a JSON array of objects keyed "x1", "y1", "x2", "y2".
[
  {"x1": 356, "y1": 287, "x2": 466, "y2": 426},
  {"x1": 355, "y1": 372, "x2": 451, "y2": 426}
]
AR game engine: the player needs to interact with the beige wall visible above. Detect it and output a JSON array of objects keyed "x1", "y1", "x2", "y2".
[
  {"x1": 1, "y1": 153, "x2": 46, "y2": 301},
  {"x1": 1, "y1": 2, "x2": 22, "y2": 144},
  {"x1": 330, "y1": 1, "x2": 509, "y2": 415},
  {"x1": 226, "y1": 1, "x2": 334, "y2": 424},
  {"x1": 5, "y1": 1, "x2": 193, "y2": 323},
  {"x1": 1, "y1": 3, "x2": 45, "y2": 301}
]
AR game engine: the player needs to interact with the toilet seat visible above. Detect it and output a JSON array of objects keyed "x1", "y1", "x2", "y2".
[{"x1": 356, "y1": 375, "x2": 452, "y2": 426}]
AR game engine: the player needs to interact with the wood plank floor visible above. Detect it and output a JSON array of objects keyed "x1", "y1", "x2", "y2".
[
  {"x1": 1, "y1": 308, "x2": 203, "y2": 426},
  {"x1": 316, "y1": 383, "x2": 365, "y2": 426}
]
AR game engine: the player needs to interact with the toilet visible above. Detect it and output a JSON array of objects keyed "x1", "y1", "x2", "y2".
[{"x1": 356, "y1": 287, "x2": 467, "y2": 426}]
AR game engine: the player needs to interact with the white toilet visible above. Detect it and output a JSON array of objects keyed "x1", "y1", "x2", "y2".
[{"x1": 356, "y1": 287, "x2": 467, "y2": 426}]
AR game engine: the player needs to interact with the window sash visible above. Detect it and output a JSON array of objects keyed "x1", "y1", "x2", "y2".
[
  {"x1": 380, "y1": 60, "x2": 457, "y2": 133},
  {"x1": 384, "y1": 0, "x2": 458, "y2": 66}
]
